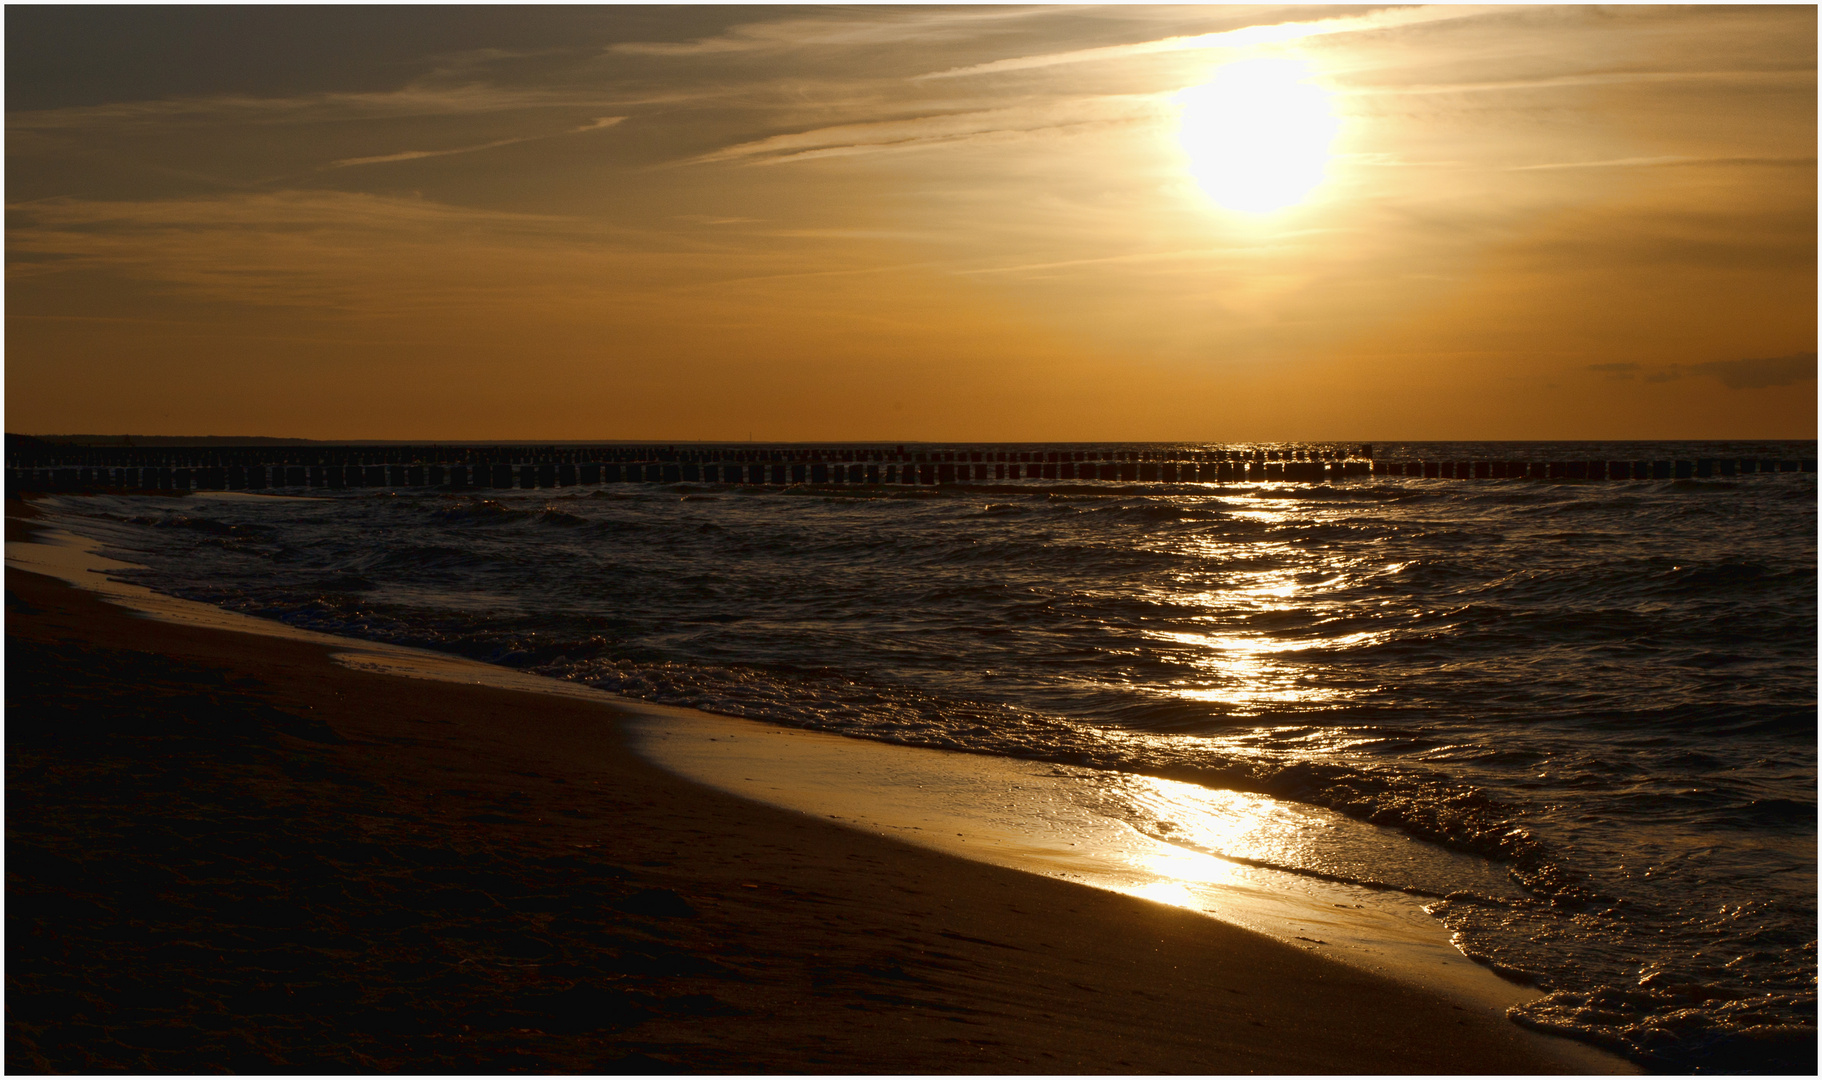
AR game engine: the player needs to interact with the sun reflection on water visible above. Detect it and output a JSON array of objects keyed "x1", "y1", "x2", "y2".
[
  {"x1": 1085, "y1": 774, "x2": 1346, "y2": 906},
  {"x1": 1126, "y1": 878, "x2": 1207, "y2": 908},
  {"x1": 1136, "y1": 506, "x2": 1393, "y2": 715},
  {"x1": 1125, "y1": 776, "x2": 1310, "y2": 859}
]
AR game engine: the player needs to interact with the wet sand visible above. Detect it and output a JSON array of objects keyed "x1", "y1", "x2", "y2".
[{"x1": 6, "y1": 504, "x2": 1626, "y2": 1073}]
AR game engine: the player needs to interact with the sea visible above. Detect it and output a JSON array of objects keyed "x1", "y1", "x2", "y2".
[{"x1": 38, "y1": 439, "x2": 1818, "y2": 1072}]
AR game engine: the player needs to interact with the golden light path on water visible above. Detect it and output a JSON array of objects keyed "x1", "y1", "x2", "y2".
[{"x1": 1142, "y1": 502, "x2": 1386, "y2": 716}]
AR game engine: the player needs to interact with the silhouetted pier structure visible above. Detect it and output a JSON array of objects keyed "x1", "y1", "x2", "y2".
[{"x1": 5, "y1": 442, "x2": 1814, "y2": 493}]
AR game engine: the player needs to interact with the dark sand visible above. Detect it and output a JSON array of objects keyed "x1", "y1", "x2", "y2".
[{"x1": 6, "y1": 505, "x2": 1621, "y2": 1073}]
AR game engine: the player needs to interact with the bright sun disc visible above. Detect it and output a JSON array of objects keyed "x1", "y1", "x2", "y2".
[{"x1": 1177, "y1": 58, "x2": 1339, "y2": 214}]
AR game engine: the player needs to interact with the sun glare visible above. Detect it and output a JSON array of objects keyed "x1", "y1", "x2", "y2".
[{"x1": 1176, "y1": 58, "x2": 1339, "y2": 214}]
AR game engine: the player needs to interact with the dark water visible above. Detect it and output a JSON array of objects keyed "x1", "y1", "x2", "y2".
[{"x1": 53, "y1": 440, "x2": 1817, "y2": 1072}]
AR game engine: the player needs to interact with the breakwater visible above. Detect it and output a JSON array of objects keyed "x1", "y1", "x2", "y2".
[{"x1": 5, "y1": 442, "x2": 1814, "y2": 492}]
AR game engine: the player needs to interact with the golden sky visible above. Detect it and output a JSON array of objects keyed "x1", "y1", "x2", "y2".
[{"x1": 6, "y1": 5, "x2": 1816, "y2": 441}]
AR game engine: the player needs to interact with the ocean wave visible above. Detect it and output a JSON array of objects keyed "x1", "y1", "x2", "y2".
[
  {"x1": 1070, "y1": 502, "x2": 1230, "y2": 522},
  {"x1": 356, "y1": 543, "x2": 475, "y2": 574},
  {"x1": 314, "y1": 573, "x2": 376, "y2": 593},
  {"x1": 431, "y1": 498, "x2": 531, "y2": 524},
  {"x1": 1512, "y1": 984, "x2": 1817, "y2": 1073},
  {"x1": 1727, "y1": 797, "x2": 1818, "y2": 828},
  {"x1": 125, "y1": 512, "x2": 269, "y2": 540},
  {"x1": 1648, "y1": 560, "x2": 1794, "y2": 596}
]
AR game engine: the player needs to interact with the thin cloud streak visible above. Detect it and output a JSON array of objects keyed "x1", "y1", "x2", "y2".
[
  {"x1": 1586, "y1": 354, "x2": 1817, "y2": 389},
  {"x1": 1347, "y1": 68, "x2": 1815, "y2": 97},
  {"x1": 1694, "y1": 353, "x2": 1817, "y2": 390},
  {"x1": 952, "y1": 249, "x2": 1249, "y2": 277},
  {"x1": 329, "y1": 137, "x2": 531, "y2": 169},
  {"x1": 689, "y1": 95, "x2": 1170, "y2": 167},
  {"x1": 915, "y1": 6, "x2": 1493, "y2": 80},
  {"x1": 8, "y1": 82, "x2": 686, "y2": 136},
  {"x1": 324, "y1": 115, "x2": 625, "y2": 170},
  {"x1": 609, "y1": 7, "x2": 1049, "y2": 57},
  {"x1": 1509, "y1": 155, "x2": 1816, "y2": 172},
  {"x1": 9, "y1": 85, "x2": 576, "y2": 131},
  {"x1": 9, "y1": 190, "x2": 573, "y2": 232},
  {"x1": 5, "y1": 189, "x2": 933, "y2": 316},
  {"x1": 5, "y1": 191, "x2": 582, "y2": 302}
]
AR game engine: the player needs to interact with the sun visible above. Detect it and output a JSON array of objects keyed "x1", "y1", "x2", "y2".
[{"x1": 1176, "y1": 58, "x2": 1340, "y2": 215}]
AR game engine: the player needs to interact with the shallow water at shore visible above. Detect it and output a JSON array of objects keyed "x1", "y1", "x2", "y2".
[{"x1": 18, "y1": 438, "x2": 1817, "y2": 1071}]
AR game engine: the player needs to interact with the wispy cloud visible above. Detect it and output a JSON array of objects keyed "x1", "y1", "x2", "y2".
[
  {"x1": 1587, "y1": 354, "x2": 1816, "y2": 388},
  {"x1": 328, "y1": 137, "x2": 535, "y2": 170},
  {"x1": 4, "y1": 189, "x2": 890, "y2": 314},
  {"x1": 325, "y1": 115, "x2": 625, "y2": 169},
  {"x1": 953, "y1": 248, "x2": 1248, "y2": 277},
  {"x1": 690, "y1": 95, "x2": 1170, "y2": 166},
  {"x1": 1511, "y1": 155, "x2": 1815, "y2": 172},
  {"x1": 1693, "y1": 352, "x2": 1817, "y2": 389},
  {"x1": 673, "y1": 215, "x2": 762, "y2": 227},
  {"x1": 1348, "y1": 67, "x2": 1815, "y2": 97},
  {"x1": 5, "y1": 191, "x2": 581, "y2": 306},
  {"x1": 915, "y1": 6, "x2": 1493, "y2": 81},
  {"x1": 7, "y1": 190, "x2": 565, "y2": 232},
  {"x1": 610, "y1": 7, "x2": 1048, "y2": 57},
  {"x1": 7, "y1": 84, "x2": 589, "y2": 132}
]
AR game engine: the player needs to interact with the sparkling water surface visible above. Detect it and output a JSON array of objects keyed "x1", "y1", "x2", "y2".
[{"x1": 51, "y1": 440, "x2": 1816, "y2": 1071}]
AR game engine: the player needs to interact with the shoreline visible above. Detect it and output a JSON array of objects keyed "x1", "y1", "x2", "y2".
[
  {"x1": 624, "y1": 708, "x2": 1552, "y2": 1018},
  {"x1": 9, "y1": 506, "x2": 1568, "y2": 1016},
  {"x1": 6, "y1": 498, "x2": 1634, "y2": 1072}
]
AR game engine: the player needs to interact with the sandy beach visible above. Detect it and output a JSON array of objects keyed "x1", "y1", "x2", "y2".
[{"x1": 6, "y1": 503, "x2": 1628, "y2": 1074}]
